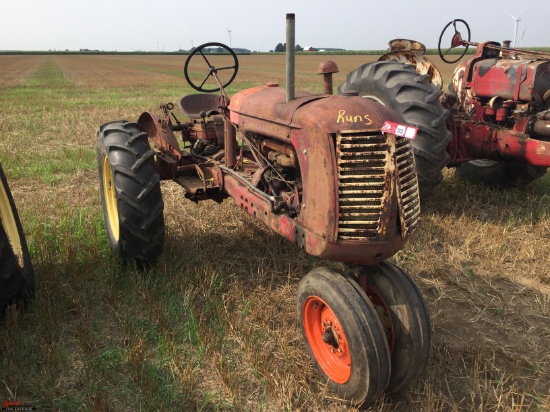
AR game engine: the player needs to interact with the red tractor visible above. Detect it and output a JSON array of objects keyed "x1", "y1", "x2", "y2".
[
  {"x1": 339, "y1": 19, "x2": 550, "y2": 197},
  {"x1": 96, "y1": 15, "x2": 431, "y2": 405}
]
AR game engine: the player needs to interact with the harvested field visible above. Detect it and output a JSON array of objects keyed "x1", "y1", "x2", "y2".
[{"x1": 0, "y1": 54, "x2": 548, "y2": 411}]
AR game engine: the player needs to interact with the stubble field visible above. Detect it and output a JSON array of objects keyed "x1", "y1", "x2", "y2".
[{"x1": 0, "y1": 53, "x2": 549, "y2": 411}]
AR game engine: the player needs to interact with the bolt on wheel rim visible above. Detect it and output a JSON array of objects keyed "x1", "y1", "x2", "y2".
[
  {"x1": 0, "y1": 181, "x2": 23, "y2": 267},
  {"x1": 102, "y1": 155, "x2": 119, "y2": 241},
  {"x1": 303, "y1": 296, "x2": 351, "y2": 384}
]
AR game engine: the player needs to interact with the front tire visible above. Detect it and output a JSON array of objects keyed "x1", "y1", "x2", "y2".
[
  {"x1": 352, "y1": 262, "x2": 431, "y2": 394},
  {"x1": 96, "y1": 121, "x2": 165, "y2": 265},
  {"x1": 297, "y1": 267, "x2": 390, "y2": 405},
  {"x1": 338, "y1": 61, "x2": 453, "y2": 198},
  {"x1": 0, "y1": 164, "x2": 34, "y2": 313}
]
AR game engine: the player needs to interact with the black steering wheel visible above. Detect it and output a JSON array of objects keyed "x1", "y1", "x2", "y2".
[
  {"x1": 184, "y1": 42, "x2": 239, "y2": 92},
  {"x1": 438, "y1": 19, "x2": 471, "y2": 64}
]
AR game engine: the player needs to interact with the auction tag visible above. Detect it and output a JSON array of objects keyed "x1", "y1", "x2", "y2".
[{"x1": 381, "y1": 121, "x2": 418, "y2": 140}]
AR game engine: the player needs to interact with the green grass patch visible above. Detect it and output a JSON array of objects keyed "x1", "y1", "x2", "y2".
[{"x1": 24, "y1": 57, "x2": 71, "y2": 88}]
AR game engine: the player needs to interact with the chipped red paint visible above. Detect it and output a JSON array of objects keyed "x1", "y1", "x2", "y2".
[
  {"x1": 441, "y1": 40, "x2": 550, "y2": 167},
  {"x1": 223, "y1": 170, "x2": 408, "y2": 265},
  {"x1": 448, "y1": 120, "x2": 550, "y2": 166}
]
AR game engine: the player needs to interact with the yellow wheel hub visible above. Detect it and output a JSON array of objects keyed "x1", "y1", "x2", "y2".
[
  {"x1": 102, "y1": 155, "x2": 120, "y2": 241},
  {"x1": 0, "y1": 179, "x2": 24, "y2": 267}
]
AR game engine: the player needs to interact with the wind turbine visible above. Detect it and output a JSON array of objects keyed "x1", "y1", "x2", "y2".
[
  {"x1": 521, "y1": 29, "x2": 527, "y2": 47},
  {"x1": 510, "y1": 9, "x2": 524, "y2": 47},
  {"x1": 227, "y1": 28, "x2": 232, "y2": 47}
]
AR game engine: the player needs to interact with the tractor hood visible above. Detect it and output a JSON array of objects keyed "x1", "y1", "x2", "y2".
[{"x1": 229, "y1": 85, "x2": 401, "y2": 139}]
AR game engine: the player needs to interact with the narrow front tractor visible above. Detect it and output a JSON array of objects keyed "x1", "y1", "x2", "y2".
[
  {"x1": 96, "y1": 15, "x2": 431, "y2": 405},
  {"x1": 339, "y1": 19, "x2": 550, "y2": 197}
]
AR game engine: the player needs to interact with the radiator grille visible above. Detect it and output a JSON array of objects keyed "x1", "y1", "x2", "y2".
[
  {"x1": 336, "y1": 131, "x2": 420, "y2": 240},
  {"x1": 395, "y1": 135, "x2": 421, "y2": 236}
]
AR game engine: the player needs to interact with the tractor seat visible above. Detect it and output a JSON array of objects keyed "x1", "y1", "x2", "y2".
[{"x1": 178, "y1": 94, "x2": 228, "y2": 119}]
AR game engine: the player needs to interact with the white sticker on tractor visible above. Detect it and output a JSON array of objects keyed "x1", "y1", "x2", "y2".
[{"x1": 381, "y1": 121, "x2": 418, "y2": 140}]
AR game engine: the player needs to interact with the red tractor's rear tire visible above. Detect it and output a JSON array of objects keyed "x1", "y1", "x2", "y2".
[
  {"x1": 0, "y1": 165, "x2": 34, "y2": 313},
  {"x1": 297, "y1": 267, "x2": 390, "y2": 405},
  {"x1": 455, "y1": 160, "x2": 547, "y2": 188},
  {"x1": 96, "y1": 121, "x2": 165, "y2": 266},
  {"x1": 338, "y1": 61, "x2": 452, "y2": 199}
]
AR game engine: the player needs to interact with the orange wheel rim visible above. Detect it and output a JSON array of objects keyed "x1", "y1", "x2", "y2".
[{"x1": 302, "y1": 296, "x2": 351, "y2": 384}]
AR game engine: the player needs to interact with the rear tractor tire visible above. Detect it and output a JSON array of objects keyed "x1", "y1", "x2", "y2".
[
  {"x1": 0, "y1": 164, "x2": 34, "y2": 313},
  {"x1": 455, "y1": 159, "x2": 547, "y2": 188},
  {"x1": 338, "y1": 61, "x2": 453, "y2": 199},
  {"x1": 297, "y1": 267, "x2": 391, "y2": 405},
  {"x1": 96, "y1": 121, "x2": 165, "y2": 266}
]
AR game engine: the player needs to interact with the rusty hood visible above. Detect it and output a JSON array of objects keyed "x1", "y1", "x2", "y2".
[{"x1": 229, "y1": 85, "x2": 402, "y2": 134}]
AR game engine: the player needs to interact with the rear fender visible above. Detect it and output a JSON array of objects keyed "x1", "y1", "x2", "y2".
[
  {"x1": 379, "y1": 51, "x2": 443, "y2": 88},
  {"x1": 138, "y1": 111, "x2": 183, "y2": 179}
]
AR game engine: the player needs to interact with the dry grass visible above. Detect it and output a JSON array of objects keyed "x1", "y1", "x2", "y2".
[
  {"x1": 0, "y1": 54, "x2": 548, "y2": 411},
  {"x1": 0, "y1": 55, "x2": 47, "y2": 87}
]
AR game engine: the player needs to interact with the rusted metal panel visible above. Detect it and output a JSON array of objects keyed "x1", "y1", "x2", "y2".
[
  {"x1": 232, "y1": 85, "x2": 404, "y2": 138},
  {"x1": 178, "y1": 93, "x2": 225, "y2": 119},
  {"x1": 223, "y1": 171, "x2": 409, "y2": 266},
  {"x1": 319, "y1": 237, "x2": 407, "y2": 265},
  {"x1": 291, "y1": 128, "x2": 339, "y2": 243},
  {"x1": 387, "y1": 39, "x2": 427, "y2": 54},
  {"x1": 138, "y1": 112, "x2": 181, "y2": 159},
  {"x1": 138, "y1": 111, "x2": 185, "y2": 179},
  {"x1": 229, "y1": 85, "x2": 322, "y2": 130},
  {"x1": 174, "y1": 162, "x2": 223, "y2": 199},
  {"x1": 464, "y1": 57, "x2": 550, "y2": 103},
  {"x1": 496, "y1": 130, "x2": 550, "y2": 166},
  {"x1": 455, "y1": 121, "x2": 550, "y2": 166},
  {"x1": 291, "y1": 93, "x2": 402, "y2": 133},
  {"x1": 222, "y1": 173, "x2": 297, "y2": 241}
]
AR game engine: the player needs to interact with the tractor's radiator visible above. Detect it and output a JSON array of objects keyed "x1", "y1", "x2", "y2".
[
  {"x1": 336, "y1": 131, "x2": 420, "y2": 241},
  {"x1": 395, "y1": 133, "x2": 421, "y2": 237}
]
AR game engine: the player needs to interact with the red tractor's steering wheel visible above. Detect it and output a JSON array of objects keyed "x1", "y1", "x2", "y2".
[
  {"x1": 184, "y1": 42, "x2": 239, "y2": 92},
  {"x1": 438, "y1": 19, "x2": 471, "y2": 64}
]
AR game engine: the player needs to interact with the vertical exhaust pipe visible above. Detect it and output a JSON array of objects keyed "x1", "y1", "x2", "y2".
[{"x1": 286, "y1": 13, "x2": 295, "y2": 103}]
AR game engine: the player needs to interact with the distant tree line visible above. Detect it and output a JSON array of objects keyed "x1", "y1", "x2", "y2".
[
  {"x1": 188, "y1": 46, "x2": 251, "y2": 53},
  {"x1": 273, "y1": 43, "x2": 303, "y2": 52},
  {"x1": 272, "y1": 43, "x2": 349, "y2": 52}
]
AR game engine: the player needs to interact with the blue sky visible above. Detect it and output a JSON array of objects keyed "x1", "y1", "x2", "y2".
[{"x1": 1, "y1": 0, "x2": 548, "y2": 52}]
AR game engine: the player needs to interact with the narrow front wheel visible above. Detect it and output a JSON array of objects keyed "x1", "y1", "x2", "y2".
[
  {"x1": 347, "y1": 262, "x2": 431, "y2": 393},
  {"x1": 297, "y1": 267, "x2": 390, "y2": 405}
]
